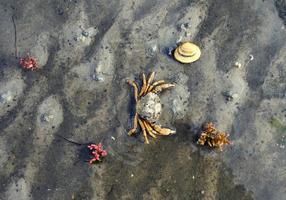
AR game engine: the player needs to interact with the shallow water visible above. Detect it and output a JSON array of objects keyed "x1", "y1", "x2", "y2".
[{"x1": 0, "y1": 0, "x2": 286, "y2": 199}]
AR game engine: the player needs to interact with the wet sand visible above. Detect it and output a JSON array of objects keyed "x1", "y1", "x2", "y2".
[{"x1": 0, "y1": 0, "x2": 286, "y2": 199}]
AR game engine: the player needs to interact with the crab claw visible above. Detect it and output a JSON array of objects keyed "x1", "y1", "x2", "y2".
[
  {"x1": 152, "y1": 83, "x2": 175, "y2": 93},
  {"x1": 150, "y1": 123, "x2": 176, "y2": 135}
]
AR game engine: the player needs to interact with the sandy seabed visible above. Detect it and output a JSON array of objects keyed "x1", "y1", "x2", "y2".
[{"x1": 0, "y1": 0, "x2": 286, "y2": 199}]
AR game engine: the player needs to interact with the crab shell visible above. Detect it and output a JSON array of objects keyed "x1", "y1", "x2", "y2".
[{"x1": 137, "y1": 92, "x2": 162, "y2": 122}]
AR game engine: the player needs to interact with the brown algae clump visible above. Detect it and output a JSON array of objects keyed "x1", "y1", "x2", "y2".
[{"x1": 198, "y1": 122, "x2": 231, "y2": 151}]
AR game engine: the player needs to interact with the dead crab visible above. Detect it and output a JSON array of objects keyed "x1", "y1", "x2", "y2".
[{"x1": 127, "y1": 72, "x2": 176, "y2": 144}]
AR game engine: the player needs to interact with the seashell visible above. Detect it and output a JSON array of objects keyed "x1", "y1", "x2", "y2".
[{"x1": 174, "y1": 42, "x2": 201, "y2": 64}]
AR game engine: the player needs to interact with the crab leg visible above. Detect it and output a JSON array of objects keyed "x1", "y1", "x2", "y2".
[
  {"x1": 138, "y1": 118, "x2": 149, "y2": 144},
  {"x1": 139, "y1": 73, "x2": 147, "y2": 97},
  {"x1": 127, "y1": 80, "x2": 139, "y2": 102},
  {"x1": 147, "y1": 80, "x2": 165, "y2": 93},
  {"x1": 151, "y1": 83, "x2": 175, "y2": 94},
  {"x1": 144, "y1": 72, "x2": 155, "y2": 95},
  {"x1": 128, "y1": 113, "x2": 138, "y2": 135},
  {"x1": 149, "y1": 123, "x2": 176, "y2": 135},
  {"x1": 142, "y1": 120, "x2": 157, "y2": 138},
  {"x1": 143, "y1": 120, "x2": 162, "y2": 137}
]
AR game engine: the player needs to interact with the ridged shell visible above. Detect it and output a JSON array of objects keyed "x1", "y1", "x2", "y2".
[{"x1": 174, "y1": 42, "x2": 201, "y2": 64}]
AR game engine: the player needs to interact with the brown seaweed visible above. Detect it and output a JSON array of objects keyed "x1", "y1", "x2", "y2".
[{"x1": 198, "y1": 122, "x2": 231, "y2": 151}]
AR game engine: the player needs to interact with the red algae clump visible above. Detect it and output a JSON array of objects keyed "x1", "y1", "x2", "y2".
[
  {"x1": 20, "y1": 56, "x2": 38, "y2": 70},
  {"x1": 87, "y1": 143, "x2": 107, "y2": 164}
]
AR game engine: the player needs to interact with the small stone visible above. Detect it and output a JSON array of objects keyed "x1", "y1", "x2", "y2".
[
  {"x1": 91, "y1": 74, "x2": 97, "y2": 80},
  {"x1": 0, "y1": 91, "x2": 12, "y2": 103},
  {"x1": 79, "y1": 35, "x2": 86, "y2": 42},
  {"x1": 91, "y1": 73, "x2": 105, "y2": 82},
  {"x1": 180, "y1": 23, "x2": 187, "y2": 32},
  {"x1": 223, "y1": 91, "x2": 238, "y2": 101},
  {"x1": 201, "y1": 190, "x2": 205, "y2": 194},
  {"x1": 40, "y1": 113, "x2": 54, "y2": 123},
  {"x1": 131, "y1": 174, "x2": 134, "y2": 178},
  {"x1": 249, "y1": 54, "x2": 254, "y2": 61},
  {"x1": 232, "y1": 93, "x2": 239, "y2": 99},
  {"x1": 176, "y1": 35, "x2": 183, "y2": 44},
  {"x1": 146, "y1": 44, "x2": 158, "y2": 57},
  {"x1": 96, "y1": 75, "x2": 104, "y2": 82},
  {"x1": 185, "y1": 31, "x2": 191, "y2": 37},
  {"x1": 192, "y1": 175, "x2": 195, "y2": 179},
  {"x1": 180, "y1": 23, "x2": 191, "y2": 32},
  {"x1": 168, "y1": 47, "x2": 174, "y2": 56},
  {"x1": 234, "y1": 61, "x2": 242, "y2": 68},
  {"x1": 81, "y1": 30, "x2": 89, "y2": 37},
  {"x1": 79, "y1": 27, "x2": 97, "y2": 41},
  {"x1": 57, "y1": 8, "x2": 64, "y2": 15}
]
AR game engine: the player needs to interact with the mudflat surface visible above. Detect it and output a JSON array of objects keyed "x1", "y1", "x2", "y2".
[{"x1": 0, "y1": 0, "x2": 286, "y2": 199}]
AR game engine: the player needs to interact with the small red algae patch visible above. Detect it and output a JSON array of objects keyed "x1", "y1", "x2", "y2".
[
  {"x1": 87, "y1": 143, "x2": 107, "y2": 164},
  {"x1": 20, "y1": 56, "x2": 38, "y2": 70}
]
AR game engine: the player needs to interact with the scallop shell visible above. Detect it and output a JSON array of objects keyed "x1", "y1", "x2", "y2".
[{"x1": 174, "y1": 42, "x2": 201, "y2": 64}]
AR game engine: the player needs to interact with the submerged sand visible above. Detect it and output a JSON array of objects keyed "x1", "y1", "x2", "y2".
[{"x1": 0, "y1": 0, "x2": 286, "y2": 199}]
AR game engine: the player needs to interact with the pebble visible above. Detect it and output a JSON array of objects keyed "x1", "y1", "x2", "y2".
[
  {"x1": 146, "y1": 44, "x2": 158, "y2": 57},
  {"x1": 79, "y1": 36, "x2": 86, "y2": 42},
  {"x1": 234, "y1": 61, "x2": 242, "y2": 68},
  {"x1": 0, "y1": 91, "x2": 12, "y2": 103},
  {"x1": 223, "y1": 91, "x2": 238, "y2": 101},
  {"x1": 180, "y1": 23, "x2": 191, "y2": 32},
  {"x1": 185, "y1": 31, "x2": 191, "y2": 37},
  {"x1": 168, "y1": 47, "x2": 174, "y2": 56},
  {"x1": 249, "y1": 54, "x2": 254, "y2": 61},
  {"x1": 91, "y1": 73, "x2": 105, "y2": 82},
  {"x1": 57, "y1": 8, "x2": 64, "y2": 15},
  {"x1": 77, "y1": 27, "x2": 97, "y2": 43},
  {"x1": 232, "y1": 93, "x2": 239, "y2": 99},
  {"x1": 81, "y1": 30, "x2": 89, "y2": 37},
  {"x1": 40, "y1": 113, "x2": 54, "y2": 123},
  {"x1": 176, "y1": 35, "x2": 183, "y2": 44}
]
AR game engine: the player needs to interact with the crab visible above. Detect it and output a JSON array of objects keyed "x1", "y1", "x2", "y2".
[
  {"x1": 198, "y1": 122, "x2": 231, "y2": 151},
  {"x1": 127, "y1": 72, "x2": 176, "y2": 144},
  {"x1": 19, "y1": 55, "x2": 38, "y2": 70}
]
